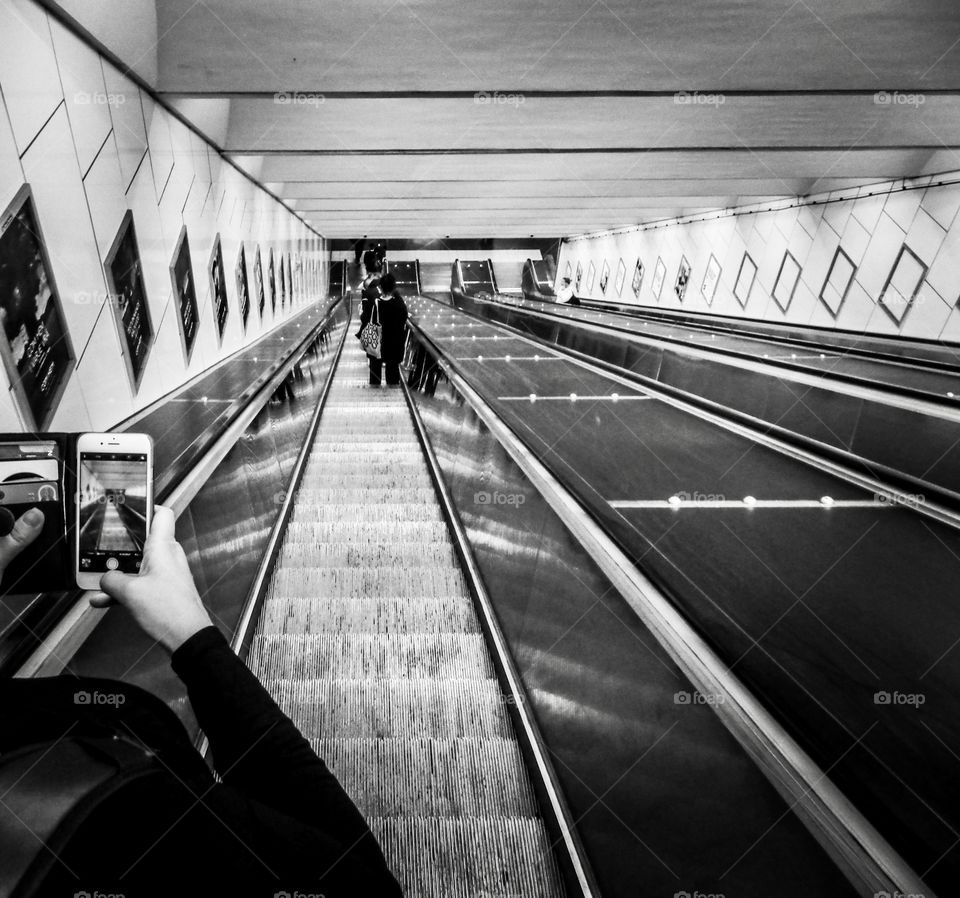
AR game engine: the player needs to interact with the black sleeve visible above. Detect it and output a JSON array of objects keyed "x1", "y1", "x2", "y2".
[
  {"x1": 170, "y1": 627, "x2": 395, "y2": 884},
  {"x1": 358, "y1": 296, "x2": 371, "y2": 330}
]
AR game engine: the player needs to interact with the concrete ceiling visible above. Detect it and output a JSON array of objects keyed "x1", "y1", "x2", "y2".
[{"x1": 48, "y1": 0, "x2": 960, "y2": 238}]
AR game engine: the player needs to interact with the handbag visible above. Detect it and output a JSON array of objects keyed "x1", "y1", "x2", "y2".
[{"x1": 359, "y1": 296, "x2": 382, "y2": 359}]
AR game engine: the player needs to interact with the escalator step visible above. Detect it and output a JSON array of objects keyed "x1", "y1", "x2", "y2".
[
  {"x1": 289, "y1": 502, "x2": 442, "y2": 523},
  {"x1": 277, "y1": 542, "x2": 458, "y2": 567},
  {"x1": 282, "y1": 520, "x2": 453, "y2": 544}
]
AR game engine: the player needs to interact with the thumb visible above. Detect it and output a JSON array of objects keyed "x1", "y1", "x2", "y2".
[
  {"x1": 0, "y1": 507, "x2": 45, "y2": 568},
  {"x1": 99, "y1": 569, "x2": 137, "y2": 605}
]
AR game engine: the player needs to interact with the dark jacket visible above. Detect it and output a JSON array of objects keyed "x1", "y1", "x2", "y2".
[
  {"x1": 0, "y1": 627, "x2": 402, "y2": 898},
  {"x1": 360, "y1": 291, "x2": 409, "y2": 362}
]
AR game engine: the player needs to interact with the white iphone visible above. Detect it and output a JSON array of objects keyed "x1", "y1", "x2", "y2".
[{"x1": 75, "y1": 432, "x2": 154, "y2": 590}]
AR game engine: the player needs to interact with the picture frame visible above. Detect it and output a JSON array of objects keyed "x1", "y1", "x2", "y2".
[
  {"x1": 772, "y1": 251, "x2": 802, "y2": 313},
  {"x1": 652, "y1": 257, "x2": 666, "y2": 300},
  {"x1": 674, "y1": 255, "x2": 691, "y2": 301},
  {"x1": 878, "y1": 244, "x2": 927, "y2": 325},
  {"x1": 575, "y1": 261, "x2": 583, "y2": 292},
  {"x1": 0, "y1": 184, "x2": 77, "y2": 428},
  {"x1": 819, "y1": 247, "x2": 856, "y2": 318},
  {"x1": 700, "y1": 254, "x2": 722, "y2": 305},
  {"x1": 631, "y1": 258, "x2": 643, "y2": 297},
  {"x1": 168, "y1": 225, "x2": 199, "y2": 364},
  {"x1": 253, "y1": 246, "x2": 266, "y2": 319},
  {"x1": 236, "y1": 243, "x2": 250, "y2": 332},
  {"x1": 104, "y1": 209, "x2": 154, "y2": 392},
  {"x1": 208, "y1": 234, "x2": 229, "y2": 342},
  {"x1": 268, "y1": 248, "x2": 277, "y2": 315},
  {"x1": 278, "y1": 252, "x2": 287, "y2": 309},
  {"x1": 615, "y1": 258, "x2": 627, "y2": 297},
  {"x1": 599, "y1": 259, "x2": 610, "y2": 295},
  {"x1": 586, "y1": 260, "x2": 596, "y2": 294},
  {"x1": 564, "y1": 260, "x2": 572, "y2": 281},
  {"x1": 733, "y1": 252, "x2": 758, "y2": 308}
]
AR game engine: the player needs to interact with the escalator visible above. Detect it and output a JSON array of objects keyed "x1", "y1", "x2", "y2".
[{"x1": 245, "y1": 335, "x2": 567, "y2": 897}]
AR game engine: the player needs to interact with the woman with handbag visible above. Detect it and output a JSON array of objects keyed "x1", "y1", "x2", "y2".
[{"x1": 358, "y1": 272, "x2": 408, "y2": 386}]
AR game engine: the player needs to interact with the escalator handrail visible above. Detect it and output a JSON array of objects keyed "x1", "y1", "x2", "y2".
[
  {"x1": 13, "y1": 297, "x2": 346, "y2": 679},
  {"x1": 404, "y1": 313, "x2": 934, "y2": 898}
]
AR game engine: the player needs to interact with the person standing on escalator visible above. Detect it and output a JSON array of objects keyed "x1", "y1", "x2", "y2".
[{"x1": 359, "y1": 272, "x2": 408, "y2": 387}]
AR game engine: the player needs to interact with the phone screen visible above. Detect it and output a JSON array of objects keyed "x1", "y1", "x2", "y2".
[{"x1": 78, "y1": 452, "x2": 149, "y2": 574}]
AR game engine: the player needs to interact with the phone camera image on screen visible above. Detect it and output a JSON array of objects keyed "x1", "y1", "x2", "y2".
[{"x1": 78, "y1": 453, "x2": 148, "y2": 574}]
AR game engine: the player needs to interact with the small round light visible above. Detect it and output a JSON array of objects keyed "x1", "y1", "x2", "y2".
[
  {"x1": 477, "y1": 355, "x2": 483, "y2": 361},
  {"x1": 611, "y1": 393, "x2": 620, "y2": 401},
  {"x1": 820, "y1": 496, "x2": 834, "y2": 506},
  {"x1": 668, "y1": 495, "x2": 682, "y2": 506},
  {"x1": 529, "y1": 393, "x2": 537, "y2": 402},
  {"x1": 570, "y1": 393, "x2": 578, "y2": 401},
  {"x1": 743, "y1": 495, "x2": 757, "y2": 506}
]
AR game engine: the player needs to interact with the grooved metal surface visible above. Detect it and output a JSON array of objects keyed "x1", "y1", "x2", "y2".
[{"x1": 247, "y1": 336, "x2": 565, "y2": 896}]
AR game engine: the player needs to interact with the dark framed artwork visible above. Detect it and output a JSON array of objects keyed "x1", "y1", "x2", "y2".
[
  {"x1": 615, "y1": 258, "x2": 627, "y2": 297},
  {"x1": 236, "y1": 243, "x2": 250, "y2": 332},
  {"x1": 631, "y1": 258, "x2": 644, "y2": 297},
  {"x1": 278, "y1": 252, "x2": 287, "y2": 309},
  {"x1": 599, "y1": 259, "x2": 610, "y2": 295},
  {"x1": 168, "y1": 225, "x2": 199, "y2": 363},
  {"x1": 0, "y1": 184, "x2": 76, "y2": 428},
  {"x1": 819, "y1": 247, "x2": 856, "y2": 318},
  {"x1": 586, "y1": 260, "x2": 596, "y2": 293},
  {"x1": 674, "y1": 256, "x2": 691, "y2": 301},
  {"x1": 208, "y1": 234, "x2": 229, "y2": 342},
  {"x1": 287, "y1": 253, "x2": 294, "y2": 307},
  {"x1": 772, "y1": 251, "x2": 802, "y2": 312},
  {"x1": 564, "y1": 260, "x2": 572, "y2": 280},
  {"x1": 878, "y1": 244, "x2": 927, "y2": 325},
  {"x1": 104, "y1": 209, "x2": 154, "y2": 391},
  {"x1": 652, "y1": 257, "x2": 666, "y2": 300},
  {"x1": 733, "y1": 252, "x2": 758, "y2": 308},
  {"x1": 575, "y1": 261, "x2": 583, "y2": 292},
  {"x1": 700, "y1": 254, "x2": 722, "y2": 305},
  {"x1": 253, "y1": 246, "x2": 266, "y2": 319},
  {"x1": 268, "y1": 248, "x2": 277, "y2": 314}
]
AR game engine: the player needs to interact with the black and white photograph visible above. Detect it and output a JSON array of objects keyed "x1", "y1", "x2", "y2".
[
  {"x1": 3, "y1": 6, "x2": 960, "y2": 898},
  {"x1": 168, "y1": 225, "x2": 199, "y2": 362},
  {"x1": 0, "y1": 184, "x2": 75, "y2": 429},
  {"x1": 104, "y1": 209, "x2": 154, "y2": 390}
]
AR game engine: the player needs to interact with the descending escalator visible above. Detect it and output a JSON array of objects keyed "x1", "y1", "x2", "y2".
[{"x1": 245, "y1": 334, "x2": 566, "y2": 897}]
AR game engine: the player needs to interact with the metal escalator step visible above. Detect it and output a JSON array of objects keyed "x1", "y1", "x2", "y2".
[
  {"x1": 312, "y1": 738, "x2": 537, "y2": 817},
  {"x1": 277, "y1": 542, "x2": 457, "y2": 568},
  {"x1": 309, "y1": 441, "x2": 421, "y2": 452},
  {"x1": 371, "y1": 816, "x2": 566, "y2": 898},
  {"x1": 288, "y1": 502, "x2": 442, "y2": 524},
  {"x1": 248, "y1": 634, "x2": 496, "y2": 679},
  {"x1": 290, "y1": 487, "x2": 439, "y2": 504},
  {"x1": 256, "y1": 596, "x2": 480, "y2": 635},
  {"x1": 297, "y1": 473, "x2": 436, "y2": 490},
  {"x1": 282, "y1": 521, "x2": 452, "y2": 544},
  {"x1": 269, "y1": 566, "x2": 469, "y2": 599},
  {"x1": 262, "y1": 678, "x2": 512, "y2": 738}
]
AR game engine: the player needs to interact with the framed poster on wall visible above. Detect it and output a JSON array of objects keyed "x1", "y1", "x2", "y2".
[
  {"x1": 733, "y1": 253, "x2": 758, "y2": 308},
  {"x1": 652, "y1": 257, "x2": 666, "y2": 300},
  {"x1": 208, "y1": 234, "x2": 229, "y2": 342},
  {"x1": 236, "y1": 243, "x2": 250, "y2": 332},
  {"x1": 278, "y1": 253, "x2": 287, "y2": 309},
  {"x1": 700, "y1": 254, "x2": 722, "y2": 305},
  {"x1": 599, "y1": 259, "x2": 610, "y2": 295},
  {"x1": 287, "y1": 254, "x2": 294, "y2": 306},
  {"x1": 674, "y1": 256, "x2": 691, "y2": 301},
  {"x1": 615, "y1": 258, "x2": 627, "y2": 297},
  {"x1": 819, "y1": 247, "x2": 856, "y2": 318},
  {"x1": 253, "y1": 246, "x2": 266, "y2": 319},
  {"x1": 168, "y1": 226, "x2": 199, "y2": 363},
  {"x1": 631, "y1": 258, "x2": 644, "y2": 297},
  {"x1": 586, "y1": 261, "x2": 596, "y2": 293},
  {"x1": 268, "y1": 249, "x2": 277, "y2": 315},
  {"x1": 575, "y1": 261, "x2": 583, "y2": 292},
  {"x1": 878, "y1": 244, "x2": 927, "y2": 324},
  {"x1": 104, "y1": 210, "x2": 154, "y2": 391},
  {"x1": 564, "y1": 260, "x2": 572, "y2": 280},
  {"x1": 0, "y1": 184, "x2": 76, "y2": 428},
  {"x1": 772, "y1": 251, "x2": 802, "y2": 312}
]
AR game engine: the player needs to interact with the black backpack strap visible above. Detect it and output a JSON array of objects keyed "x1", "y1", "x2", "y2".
[{"x1": 0, "y1": 736, "x2": 162, "y2": 898}]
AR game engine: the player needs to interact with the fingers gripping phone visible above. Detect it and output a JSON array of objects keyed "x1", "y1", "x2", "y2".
[{"x1": 75, "y1": 432, "x2": 153, "y2": 590}]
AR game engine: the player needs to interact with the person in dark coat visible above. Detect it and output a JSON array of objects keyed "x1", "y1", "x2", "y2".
[
  {"x1": 358, "y1": 272, "x2": 408, "y2": 386},
  {"x1": 0, "y1": 507, "x2": 402, "y2": 898}
]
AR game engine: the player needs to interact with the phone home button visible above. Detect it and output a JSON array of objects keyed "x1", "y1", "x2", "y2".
[{"x1": 106, "y1": 557, "x2": 119, "y2": 570}]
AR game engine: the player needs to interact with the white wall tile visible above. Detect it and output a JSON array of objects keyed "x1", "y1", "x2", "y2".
[
  {"x1": 883, "y1": 188, "x2": 922, "y2": 232},
  {"x1": 920, "y1": 182, "x2": 960, "y2": 231},
  {"x1": 938, "y1": 304, "x2": 960, "y2": 344},
  {"x1": 841, "y1": 215, "x2": 871, "y2": 266},
  {"x1": 835, "y1": 281, "x2": 874, "y2": 332},
  {"x1": 855, "y1": 212, "x2": 906, "y2": 299},
  {"x1": 851, "y1": 192, "x2": 886, "y2": 232},
  {"x1": 0, "y1": 387, "x2": 25, "y2": 430},
  {"x1": 898, "y1": 282, "x2": 952, "y2": 340},
  {"x1": 102, "y1": 63, "x2": 146, "y2": 191},
  {"x1": 904, "y1": 209, "x2": 946, "y2": 266},
  {"x1": 0, "y1": 1, "x2": 61, "y2": 154},
  {"x1": 74, "y1": 303, "x2": 133, "y2": 429},
  {"x1": 925, "y1": 223, "x2": 960, "y2": 305},
  {"x1": 48, "y1": 373, "x2": 91, "y2": 431},
  {"x1": 49, "y1": 18, "x2": 111, "y2": 176},
  {"x1": 82, "y1": 135, "x2": 126, "y2": 260},
  {"x1": 0, "y1": 95, "x2": 24, "y2": 212}
]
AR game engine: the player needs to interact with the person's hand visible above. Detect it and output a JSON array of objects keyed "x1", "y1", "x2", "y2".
[
  {"x1": 0, "y1": 508, "x2": 45, "y2": 587},
  {"x1": 91, "y1": 505, "x2": 214, "y2": 654}
]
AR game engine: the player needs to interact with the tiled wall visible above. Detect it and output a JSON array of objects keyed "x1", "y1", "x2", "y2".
[
  {"x1": 558, "y1": 173, "x2": 960, "y2": 344},
  {"x1": 0, "y1": 0, "x2": 325, "y2": 434}
]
